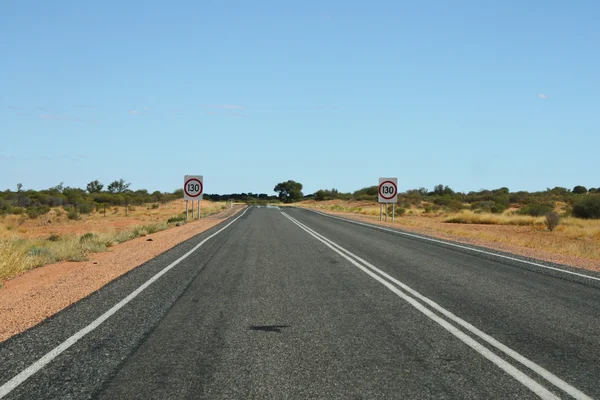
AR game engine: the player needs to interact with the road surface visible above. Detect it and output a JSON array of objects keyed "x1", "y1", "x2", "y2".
[{"x1": 1, "y1": 206, "x2": 599, "y2": 399}]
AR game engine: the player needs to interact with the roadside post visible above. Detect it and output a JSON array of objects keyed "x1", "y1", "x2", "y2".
[
  {"x1": 378, "y1": 178, "x2": 398, "y2": 223},
  {"x1": 183, "y1": 175, "x2": 204, "y2": 221}
]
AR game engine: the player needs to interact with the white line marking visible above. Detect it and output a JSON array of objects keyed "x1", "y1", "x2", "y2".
[
  {"x1": 0, "y1": 207, "x2": 250, "y2": 399},
  {"x1": 282, "y1": 212, "x2": 592, "y2": 400},
  {"x1": 303, "y1": 208, "x2": 600, "y2": 283}
]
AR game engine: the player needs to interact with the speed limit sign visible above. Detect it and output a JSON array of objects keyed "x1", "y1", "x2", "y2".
[
  {"x1": 378, "y1": 178, "x2": 398, "y2": 203},
  {"x1": 183, "y1": 175, "x2": 203, "y2": 200}
]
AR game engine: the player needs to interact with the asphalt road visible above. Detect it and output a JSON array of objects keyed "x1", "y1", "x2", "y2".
[{"x1": 1, "y1": 206, "x2": 599, "y2": 399}]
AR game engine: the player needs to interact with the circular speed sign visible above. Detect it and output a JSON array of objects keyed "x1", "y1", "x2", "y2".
[
  {"x1": 184, "y1": 178, "x2": 203, "y2": 198},
  {"x1": 378, "y1": 180, "x2": 397, "y2": 200}
]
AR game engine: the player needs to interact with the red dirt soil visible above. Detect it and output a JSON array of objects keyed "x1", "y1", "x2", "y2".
[{"x1": 0, "y1": 206, "x2": 245, "y2": 342}]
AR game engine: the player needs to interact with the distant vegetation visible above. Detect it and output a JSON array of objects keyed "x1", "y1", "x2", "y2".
[
  {"x1": 0, "y1": 180, "x2": 281, "y2": 218},
  {"x1": 274, "y1": 180, "x2": 303, "y2": 203},
  {"x1": 2, "y1": 180, "x2": 599, "y2": 220},
  {"x1": 308, "y1": 185, "x2": 600, "y2": 219}
]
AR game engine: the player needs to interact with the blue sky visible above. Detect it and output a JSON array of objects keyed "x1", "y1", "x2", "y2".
[{"x1": 1, "y1": 1, "x2": 599, "y2": 195}]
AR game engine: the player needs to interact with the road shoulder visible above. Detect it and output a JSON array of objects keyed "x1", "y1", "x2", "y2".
[{"x1": 0, "y1": 206, "x2": 245, "y2": 342}]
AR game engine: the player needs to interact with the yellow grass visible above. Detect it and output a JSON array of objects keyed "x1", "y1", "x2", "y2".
[
  {"x1": 444, "y1": 210, "x2": 539, "y2": 226},
  {"x1": 0, "y1": 200, "x2": 229, "y2": 282},
  {"x1": 296, "y1": 200, "x2": 600, "y2": 263}
]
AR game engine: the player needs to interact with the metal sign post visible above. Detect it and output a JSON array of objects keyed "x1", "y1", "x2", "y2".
[
  {"x1": 380, "y1": 204, "x2": 382, "y2": 221},
  {"x1": 198, "y1": 199, "x2": 201, "y2": 219},
  {"x1": 392, "y1": 203, "x2": 395, "y2": 223},
  {"x1": 185, "y1": 200, "x2": 189, "y2": 221},
  {"x1": 191, "y1": 200, "x2": 194, "y2": 220}
]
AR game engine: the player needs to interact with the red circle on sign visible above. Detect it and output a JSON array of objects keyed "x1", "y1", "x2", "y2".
[
  {"x1": 184, "y1": 178, "x2": 203, "y2": 198},
  {"x1": 378, "y1": 180, "x2": 397, "y2": 200}
]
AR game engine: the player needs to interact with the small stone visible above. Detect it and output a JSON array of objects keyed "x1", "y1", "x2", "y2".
[{"x1": 146, "y1": 238, "x2": 153, "y2": 241}]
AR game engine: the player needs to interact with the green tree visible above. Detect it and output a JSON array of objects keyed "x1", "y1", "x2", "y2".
[
  {"x1": 573, "y1": 185, "x2": 588, "y2": 194},
  {"x1": 107, "y1": 179, "x2": 131, "y2": 194},
  {"x1": 274, "y1": 180, "x2": 303, "y2": 203},
  {"x1": 86, "y1": 180, "x2": 104, "y2": 193}
]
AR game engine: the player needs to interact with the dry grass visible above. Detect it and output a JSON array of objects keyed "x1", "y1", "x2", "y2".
[
  {"x1": 445, "y1": 210, "x2": 539, "y2": 226},
  {"x1": 297, "y1": 200, "x2": 427, "y2": 217},
  {"x1": 0, "y1": 200, "x2": 229, "y2": 282},
  {"x1": 296, "y1": 200, "x2": 600, "y2": 263},
  {"x1": 0, "y1": 199, "x2": 228, "y2": 240}
]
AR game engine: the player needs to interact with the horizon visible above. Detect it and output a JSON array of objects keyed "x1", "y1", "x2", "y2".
[
  {"x1": 2, "y1": 1, "x2": 599, "y2": 195},
  {"x1": 2, "y1": 179, "x2": 596, "y2": 197}
]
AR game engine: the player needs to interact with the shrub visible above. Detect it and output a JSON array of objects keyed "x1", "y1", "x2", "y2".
[
  {"x1": 151, "y1": 203, "x2": 160, "y2": 209},
  {"x1": 80, "y1": 232, "x2": 95, "y2": 242},
  {"x1": 27, "y1": 208, "x2": 41, "y2": 219},
  {"x1": 545, "y1": 212, "x2": 560, "y2": 231},
  {"x1": 48, "y1": 233, "x2": 60, "y2": 242},
  {"x1": 167, "y1": 216, "x2": 186, "y2": 224},
  {"x1": 27, "y1": 246, "x2": 53, "y2": 257},
  {"x1": 78, "y1": 202, "x2": 94, "y2": 214},
  {"x1": 518, "y1": 203, "x2": 553, "y2": 217},
  {"x1": 395, "y1": 207, "x2": 406, "y2": 217},
  {"x1": 68, "y1": 209, "x2": 80, "y2": 220},
  {"x1": 472, "y1": 201, "x2": 495, "y2": 212},
  {"x1": 38, "y1": 205, "x2": 51, "y2": 214},
  {"x1": 447, "y1": 200, "x2": 464, "y2": 212},
  {"x1": 572, "y1": 196, "x2": 600, "y2": 219},
  {"x1": 433, "y1": 197, "x2": 452, "y2": 206},
  {"x1": 490, "y1": 203, "x2": 506, "y2": 214}
]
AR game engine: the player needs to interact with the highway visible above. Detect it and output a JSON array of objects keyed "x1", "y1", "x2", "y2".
[{"x1": 1, "y1": 206, "x2": 599, "y2": 399}]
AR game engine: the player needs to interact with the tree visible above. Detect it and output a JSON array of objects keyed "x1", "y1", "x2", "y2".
[
  {"x1": 16, "y1": 183, "x2": 23, "y2": 193},
  {"x1": 107, "y1": 179, "x2": 131, "y2": 194},
  {"x1": 274, "y1": 180, "x2": 303, "y2": 203},
  {"x1": 433, "y1": 184, "x2": 454, "y2": 196},
  {"x1": 573, "y1": 186, "x2": 588, "y2": 194},
  {"x1": 49, "y1": 182, "x2": 64, "y2": 193},
  {"x1": 86, "y1": 180, "x2": 104, "y2": 193}
]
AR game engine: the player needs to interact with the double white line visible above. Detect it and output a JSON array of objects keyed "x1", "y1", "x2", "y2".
[{"x1": 281, "y1": 212, "x2": 592, "y2": 400}]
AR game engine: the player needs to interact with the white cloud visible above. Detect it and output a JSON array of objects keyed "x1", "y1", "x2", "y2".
[{"x1": 538, "y1": 94, "x2": 549, "y2": 100}]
